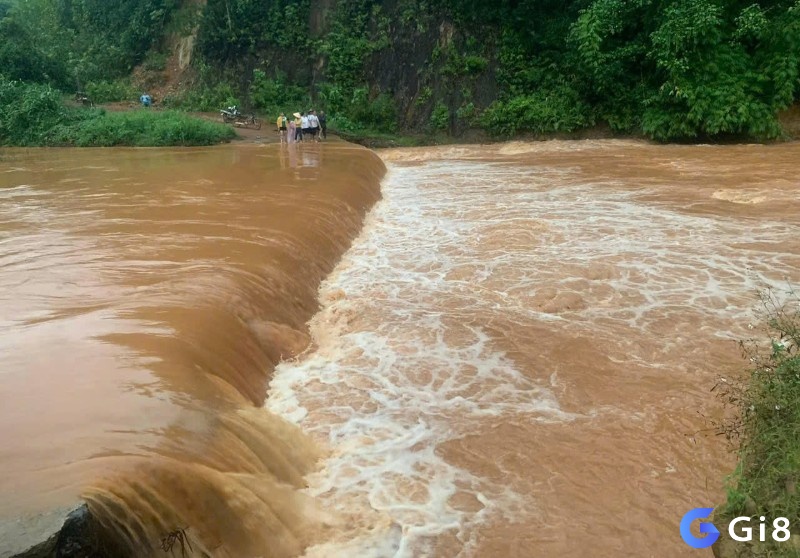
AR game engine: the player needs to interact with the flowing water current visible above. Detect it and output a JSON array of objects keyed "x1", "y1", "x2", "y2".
[{"x1": 1, "y1": 140, "x2": 799, "y2": 557}]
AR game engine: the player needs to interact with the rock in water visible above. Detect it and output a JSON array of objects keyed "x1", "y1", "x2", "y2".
[{"x1": 1, "y1": 504, "x2": 119, "y2": 558}]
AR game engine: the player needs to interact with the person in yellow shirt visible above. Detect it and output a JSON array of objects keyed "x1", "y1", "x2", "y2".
[
  {"x1": 293, "y1": 112, "x2": 303, "y2": 142},
  {"x1": 277, "y1": 113, "x2": 288, "y2": 144}
]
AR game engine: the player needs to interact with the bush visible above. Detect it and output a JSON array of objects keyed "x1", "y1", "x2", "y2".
[
  {"x1": 415, "y1": 86, "x2": 433, "y2": 106},
  {"x1": 52, "y1": 110, "x2": 237, "y2": 146},
  {"x1": 570, "y1": 0, "x2": 800, "y2": 141},
  {"x1": 316, "y1": 83, "x2": 347, "y2": 115},
  {"x1": 462, "y1": 55, "x2": 489, "y2": 75},
  {"x1": 456, "y1": 102, "x2": 477, "y2": 125},
  {"x1": 481, "y1": 85, "x2": 593, "y2": 136},
  {"x1": 249, "y1": 69, "x2": 309, "y2": 116},
  {"x1": 0, "y1": 15, "x2": 70, "y2": 87},
  {"x1": 163, "y1": 81, "x2": 239, "y2": 112},
  {"x1": 430, "y1": 101, "x2": 449, "y2": 131},
  {"x1": 327, "y1": 114, "x2": 359, "y2": 133},
  {"x1": 350, "y1": 91, "x2": 397, "y2": 132},
  {"x1": 0, "y1": 75, "x2": 66, "y2": 145},
  {"x1": 316, "y1": 84, "x2": 397, "y2": 133},
  {"x1": 57, "y1": 0, "x2": 179, "y2": 82},
  {"x1": 716, "y1": 290, "x2": 800, "y2": 557},
  {"x1": 86, "y1": 80, "x2": 137, "y2": 104},
  {"x1": 141, "y1": 52, "x2": 169, "y2": 72}
]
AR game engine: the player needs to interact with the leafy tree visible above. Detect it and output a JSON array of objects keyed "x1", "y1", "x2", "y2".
[
  {"x1": 642, "y1": 0, "x2": 794, "y2": 139},
  {"x1": 0, "y1": 0, "x2": 70, "y2": 86},
  {"x1": 0, "y1": 75, "x2": 66, "y2": 144},
  {"x1": 54, "y1": 0, "x2": 179, "y2": 82},
  {"x1": 572, "y1": 0, "x2": 800, "y2": 139}
]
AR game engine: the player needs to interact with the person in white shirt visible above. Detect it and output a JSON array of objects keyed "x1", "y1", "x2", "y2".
[
  {"x1": 300, "y1": 113, "x2": 310, "y2": 142},
  {"x1": 308, "y1": 111, "x2": 320, "y2": 142}
]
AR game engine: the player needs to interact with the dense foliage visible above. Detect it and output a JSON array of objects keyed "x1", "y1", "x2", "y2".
[
  {"x1": 54, "y1": 0, "x2": 179, "y2": 82},
  {"x1": 0, "y1": 75, "x2": 235, "y2": 146},
  {"x1": 1, "y1": 0, "x2": 799, "y2": 141},
  {"x1": 0, "y1": 0, "x2": 179, "y2": 86},
  {"x1": 0, "y1": 0, "x2": 70, "y2": 86},
  {"x1": 571, "y1": 0, "x2": 800, "y2": 139}
]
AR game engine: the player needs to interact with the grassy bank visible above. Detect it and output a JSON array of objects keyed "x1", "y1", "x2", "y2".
[
  {"x1": 714, "y1": 292, "x2": 800, "y2": 557},
  {"x1": 51, "y1": 109, "x2": 237, "y2": 147},
  {"x1": 1, "y1": 77, "x2": 235, "y2": 147}
]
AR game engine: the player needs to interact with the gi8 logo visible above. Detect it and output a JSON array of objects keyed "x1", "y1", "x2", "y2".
[{"x1": 680, "y1": 508, "x2": 720, "y2": 549}]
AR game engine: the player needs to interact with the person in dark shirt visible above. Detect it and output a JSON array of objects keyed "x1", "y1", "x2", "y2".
[{"x1": 318, "y1": 111, "x2": 327, "y2": 140}]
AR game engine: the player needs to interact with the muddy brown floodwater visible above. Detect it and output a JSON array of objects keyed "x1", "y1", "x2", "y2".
[
  {"x1": 1, "y1": 140, "x2": 799, "y2": 557},
  {"x1": 267, "y1": 141, "x2": 800, "y2": 557},
  {"x1": 0, "y1": 144, "x2": 384, "y2": 557}
]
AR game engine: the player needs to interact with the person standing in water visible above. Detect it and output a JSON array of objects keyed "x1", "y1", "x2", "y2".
[
  {"x1": 308, "y1": 110, "x2": 320, "y2": 142},
  {"x1": 287, "y1": 116, "x2": 296, "y2": 144},
  {"x1": 318, "y1": 111, "x2": 327, "y2": 140},
  {"x1": 293, "y1": 112, "x2": 303, "y2": 143},
  {"x1": 277, "y1": 113, "x2": 288, "y2": 144},
  {"x1": 300, "y1": 112, "x2": 311, "y2": 142}
]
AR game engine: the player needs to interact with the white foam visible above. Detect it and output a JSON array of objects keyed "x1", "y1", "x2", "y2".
[{"x1": 266, "y1": 153, "x2": 798, "y2": 556}]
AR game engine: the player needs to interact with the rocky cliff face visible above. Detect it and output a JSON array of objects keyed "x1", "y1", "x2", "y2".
[
  {"x1": 363, "y1": 17, "x2": 499, "y2": 131},
  {"x1": 184, "y1": 0, "x2": 501, "y2": 133}
]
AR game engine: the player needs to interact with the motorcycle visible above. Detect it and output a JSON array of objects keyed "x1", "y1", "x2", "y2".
[
  {"x1": 220, "y1": 106, "x2": 261, "y2": 129},
  {"x1": 219, "y1": 105, "x2": 240, "y2": 123}
]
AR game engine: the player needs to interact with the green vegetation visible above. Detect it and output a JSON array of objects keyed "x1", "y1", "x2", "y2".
[
  {"x1": 0, "y1": 76, "x2": 234, "y2": 146},
  {"x1": 715, "y1": 291, "x2": 800, "y2": 557},
  {"x1": 430, "y1": 101, "x2": 449, "y2": 131},
  {"x1": 53, "y1": 109, "x2": 237, "y2": 147},
  {"x1": 0, "y1": 77, "x2": 68, "y2": 145},
  {"x1": 0, "y1": 0, "x2": 70, "y2": 86},
  {"x1": 197, "y1": 0, "x2": 312, "y2": 63},
  {"x1": 163, "y1": 66, "x2": 241, "y2": 112},
  {"x1": 482, "y1": 86, "x2": 594, "y2": 136},
  {"x1": 85, "y1": 80, "x2": 137, "y2": 104},
  {"x1": 0, "y1": 0, "x2": 179, "y2": 86},
  {"x1": 249, "y1": 70, "x2": 310, "y2": 118},
  {"x1": 54, "y1": 0, "x2": 179, "y2": 83},
  {"x1": 1, "y1": 0, "x2": 799, "y2": 143},
  {"x1": 0, "y1": 0, "x2": 234, "y2": 147},
  {"x1": 571, "y1": 0, "x2": 800, "y2": 140}
]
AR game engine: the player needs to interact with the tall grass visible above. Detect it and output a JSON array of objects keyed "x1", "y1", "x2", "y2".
[
  {"x1": 52, "y1": 110, "x2": 236, "y2": 147},
  {"x1": 715, "y1": 290, "x2": 800, "y2": 557}
]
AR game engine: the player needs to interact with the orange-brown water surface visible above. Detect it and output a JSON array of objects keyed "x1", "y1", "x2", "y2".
[
  {"x1": 2, "y1": 140, "x2": 800, "y2": 558},
  {"x1": 0, "y1": 143, "x2": 384, "y2": 557},
  {"x1": 266, "y1": 141, "x2": 800, "y2": 557}
]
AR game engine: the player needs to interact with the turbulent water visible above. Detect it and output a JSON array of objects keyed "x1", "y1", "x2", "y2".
[
  {"x1": 1, "y1": 140, "x2": 799, "y2": 557},
  {"x1": 267, "y1": 141, "x2": 800, "y2": 557},
  {"x1": 0, "y1": 144, "x2": 383, "y2": 557}
]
